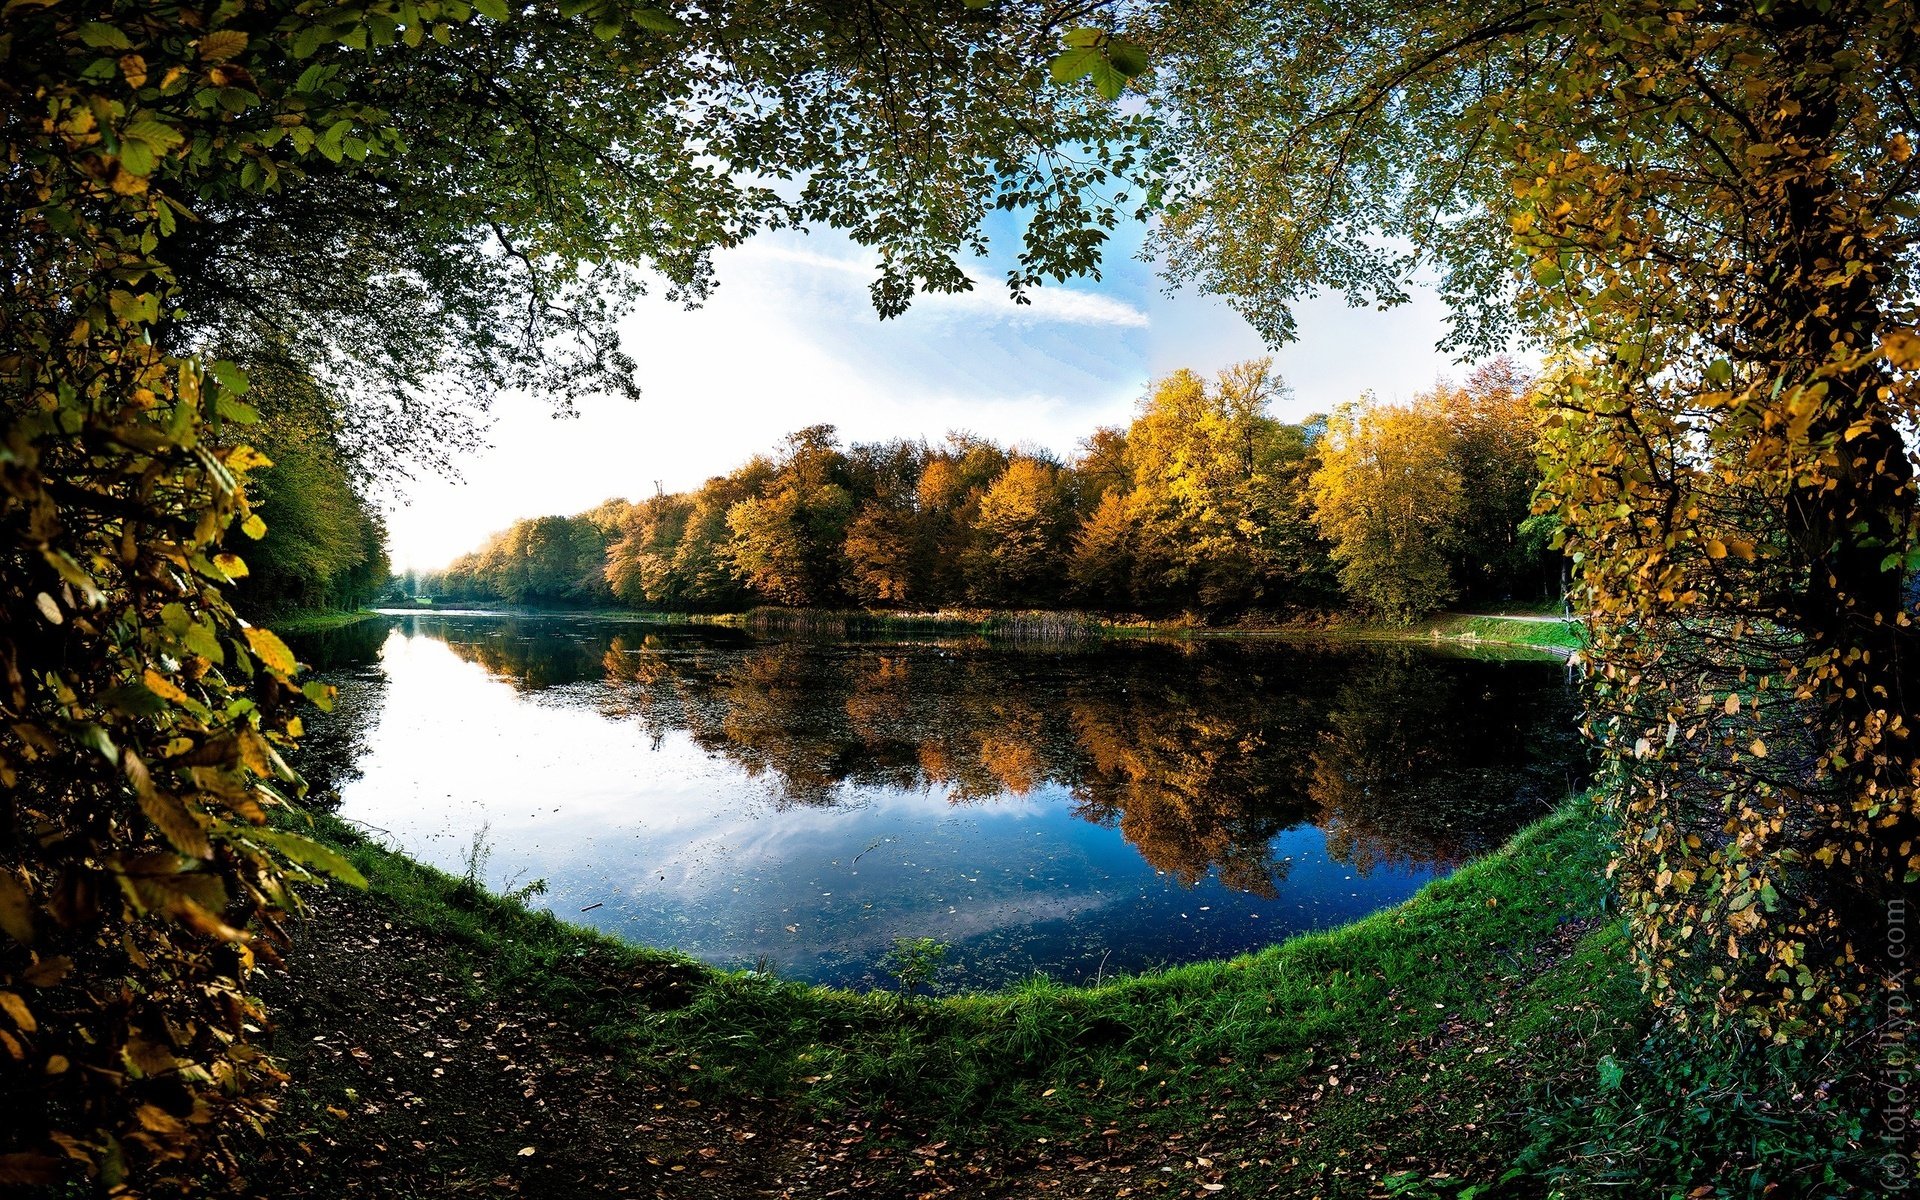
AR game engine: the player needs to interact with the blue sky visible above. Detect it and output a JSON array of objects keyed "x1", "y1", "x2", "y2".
[{"x1": 383, "y1": 217, "x2": 1466, "y2": 571}]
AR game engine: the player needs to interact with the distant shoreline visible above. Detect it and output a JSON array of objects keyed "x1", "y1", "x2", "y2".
[{"x1": 349, "y1": 603, "x2": 1584, "y2": 656}]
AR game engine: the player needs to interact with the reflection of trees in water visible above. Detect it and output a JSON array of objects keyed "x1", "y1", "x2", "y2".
[
  {"x1": 284, "y1": 618, "x2": 393, "y2": 807},
  {"x1": 422, "y1": 621, "x2": 1585, "y2": 894},
  {"x1": 1308, "y1": 650, "x2": 1588, "y2": 875},
  {"x1": 1065, "y1": 653, "x2": 1315, "y2": 898}
]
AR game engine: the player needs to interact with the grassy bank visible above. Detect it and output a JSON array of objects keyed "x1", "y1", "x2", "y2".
[
  {"x1": 261, "y1": 799, "x2": 1660, "y2": 1196},
  {"x1": 1407, "y1": 612, "x2": 1584, "y2": 655},
  {"x1": 266, "y1": 608, "x2": 387, "y2": 635}
]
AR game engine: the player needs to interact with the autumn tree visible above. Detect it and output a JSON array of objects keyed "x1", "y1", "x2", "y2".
[
  {"x1": 1121, "y1": 361, "x2": 1329, "y2": 613},
  {"x1": 1152, "y1": 0, "x2": 1920, "y2": 1034},
  {"x1": 967, "y1": 456, "x2": 1072, "y2": 606},
  {"x1": 1310, "y1": 398, "x2": 1464, "y2": 622},
  {"x1": 915, "y1": 434, "x2": 1012, "y2": 603},
  {"x1": 1069, "y1": 490, "x2": 1139, "y2": 610},
  {"x1": 725, "y1": 426, "x2": 855, "y2": 607},
  {"x1": 843, "y1": 440, "x2": 932, "y2": 605}
]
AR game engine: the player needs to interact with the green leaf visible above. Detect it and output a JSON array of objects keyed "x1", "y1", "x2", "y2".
[
  {"x1": 117, "y1": 140, "x2": 156, "y2": 178},
  {"x1": 1106, "y1": 39, "x2": 1149, "y2": 78},
  {"x1": 1089, "y1": 59, "x2": 1127, "y2": 100},
  {"x1": 250, "y1": 829, "x2": 367, "y2": 888},
  {"x1": 76, "y1": 723, "x2": 117, "y2": 764},
  {"x1": 472, "y1": 0, "x2": 509, "y2": 19},
  {"x1": 77, "y1": 22, "x2": 133, "y2": 49},
  {"x1": 1049, "y1": 47, "x2": 1101, "y2": 85},
  {"x1": 101, "y1": 683, "x2": 169, "y2": 718},
  {"x1": 631, "y1": 7, "x2": 681, "y2": 32},
  {"x1": 182, "y1": 621, "x2": 224, "y2": 665},
  {"x1": 317, "y1": 119, "x2": 351, "y2": 163},
  {"x1": 209, "y1": 360, "x2": 250, "y2": 396},
  {"x1": 290, "y1": 24, "x2": 326, "y2": 59},
  {"x1": 1063, "y1": 27, "x2": 1103, "y2": 49},
  {"x1": 122, "y1": 118, "x2": 185, "y2": 152}
]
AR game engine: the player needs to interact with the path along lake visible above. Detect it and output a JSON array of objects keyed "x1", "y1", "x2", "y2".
[{"x1": 293, "y1": 613, "x2": 1588, "y2": 991}]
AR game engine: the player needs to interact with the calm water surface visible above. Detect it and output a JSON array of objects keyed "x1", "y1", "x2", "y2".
[{"x1": 292, "y1": 613, "x2": 1586, "y2": 990}]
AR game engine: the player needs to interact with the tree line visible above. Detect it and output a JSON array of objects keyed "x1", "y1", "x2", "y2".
[{"x1": 413, "y1": 358, "x2": 1554, "y2": 623}]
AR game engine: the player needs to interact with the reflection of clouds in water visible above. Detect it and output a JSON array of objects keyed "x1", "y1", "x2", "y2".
[{"x1": 708, "y1": 890, "x2": 1120, "y2": 969}]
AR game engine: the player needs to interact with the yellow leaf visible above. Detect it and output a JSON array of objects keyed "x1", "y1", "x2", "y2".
[
  {"x1": 139, "y1": 790, "x2": 212, "y2": 860},
  {"x1": 0, "y1": 992, "x2": 35, "y2": 1033},
  {"x1": 1705, "y1": 539, "x2": 1726, "y2": 559},
  {"x1": 197, "y1": 29, "x2": 248, "y2": 61},
  {"x1": 214, "y1": 552, "x2": 248, "y2": 579},
  {"x1": 1883, "y1": 329, "x2": 1920, "y2": 370},
  {"x1": 226, "y1": 445, "x2": 272, "y2": 472},
  {"x1": 1749, "y1": 739, "x2": 1767, "y2": 758},
  {"x1": 241, "y1": 513, "x2": 267, "y2": 539},
  {"x1": 143, "y1": 668, "x2": 190, "y2": 706},
  {"x1": 245, "y1": 627, "x2": 297, "y2": 675},
  {"x1": 1724, "y1": 693, "x2": 1739, "y2": 715}
]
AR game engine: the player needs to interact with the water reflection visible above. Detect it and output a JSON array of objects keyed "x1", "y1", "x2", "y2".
[{"x1": 294, "y1": 614, "x2": 1586, "y2": 989}]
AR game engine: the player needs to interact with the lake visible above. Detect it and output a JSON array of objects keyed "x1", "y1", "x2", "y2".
[{"x1": 291, "y1": 613, "x2": 1588, "y2": 991}]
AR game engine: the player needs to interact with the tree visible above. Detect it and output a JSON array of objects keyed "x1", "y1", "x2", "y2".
[
  {"x1": 725, "y1": 426, "x2": 854, "y2": 607},
  {"x1": 1152, "y1": 0, "x2": 1920, "y2": 1030},
  {"x1": 1433, "y1": 360, "x2": 1548, "y2": 605},
  {"x1": 1310, "y1": 398, "x2": 1464, "y2": 623},
  {"x1": 1069, "y1": 490, "x2": 1139, "y2": 610},
  {"x1": 1119, "y1": 361, "x2": 1327, "y2": 614},
  {"x1": 967, "y1": 456, "x2": 1071, "y2": 606},
  {"x1": 915, "y1": 434, "x2": 1012, "y2": 604}
]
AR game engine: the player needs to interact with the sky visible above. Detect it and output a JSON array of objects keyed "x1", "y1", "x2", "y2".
[{"x1": 382, "y1": 220, "x2": 1467, "y2": 572}]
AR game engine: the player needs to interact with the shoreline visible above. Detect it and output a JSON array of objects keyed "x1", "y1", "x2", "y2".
[
  {"x1": 355, "y1": 603, "x2": 1585, "y2": 657},
  {"x1": 253, "y1": 796, "x2": 1647, "y2": 1196}
]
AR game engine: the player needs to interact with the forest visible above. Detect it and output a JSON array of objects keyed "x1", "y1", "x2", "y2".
[{"x1": 415, "y1": 359, "x2": 1555, "y2": 622}]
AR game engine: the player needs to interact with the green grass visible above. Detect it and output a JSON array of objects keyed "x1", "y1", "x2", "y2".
[
  {"x1": 262, "y1": 608, "x2": 386, "y2": 635},
  {"x1": 1422, "y1": 612, "x2": 1586, "y2": 653}
]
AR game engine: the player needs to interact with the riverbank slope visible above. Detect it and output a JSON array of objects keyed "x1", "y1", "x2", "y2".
[{"x1": 249, "y1": 800, "x2": 1650, "y2": 1197}]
